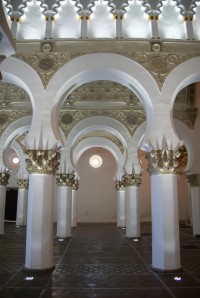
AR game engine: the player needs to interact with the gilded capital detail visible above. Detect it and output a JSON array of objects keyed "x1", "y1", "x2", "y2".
[
  {"x1": 17, "y1": 179, "x2": 29, "y2": 189},
  {"x1": 72, "y1": 179, "x2": 79, "y2": 190},
  {"x1": 115, "y1": 180, "x2": 125, "y2": 191},
  {"x1": 0, "y1": 172, "x2": 10, "y2": 186},
  {"x1": 146, "y1": 147, "x2": 187, "y2": 175},
  {"x1": 186, "y1": 174, "x2": 200, "y2": 187},
  {"x1": 25, "y1": 150, "x2": 60, "y2": 175},
  {"x1": 56, "y1": 174, "x2": 75, "y2": 187},
  {"x1": 123, "y1": 174, "x2": 142, "y2": 187}
]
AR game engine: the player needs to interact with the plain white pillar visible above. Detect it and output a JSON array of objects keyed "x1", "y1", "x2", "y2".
[
  {"x1": 191, "y1": 187, "x2": 200, "y2": 236},
  {"x1": 57, "y1": 186, "x2": 72, "y2": 238},
  {"x1": 25, "y1": 173, "x2": 55, "y2": 271},
  {"x1": 0, "y1": 185, "x2": 6, "y2": 234},
  {"x1": 16, "y1": 188, "x2": 28, "y2": 226},
  {"x1": 151, "y1": 174, "x2": 181, "y2": 271},
  {"x1": 125, "y1": 186, "x2": 140, "y2": 238},
  {"x1": 117, "y1": 189, "x2": 125, "y2": 227},
  {"x1": 71, "y1": 189, "x2": 77, "y2": 228}
]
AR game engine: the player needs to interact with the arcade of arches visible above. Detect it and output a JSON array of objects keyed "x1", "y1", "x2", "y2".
[{"x1": 0, "y1": 0, "x2": 200, "y2": 274}]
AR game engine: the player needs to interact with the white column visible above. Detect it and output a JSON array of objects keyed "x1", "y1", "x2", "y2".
[
  {"x1": 184, "y1": 17, "x2": 194, "y2": 40},
  {"x1": 151, "y1": 174, "x2": 181, "y2": 271},
  {"x1": 71, "y1": 188, "x2": 78, "y2": 228},
  {"x1": 116, "y1": 189, "x2": 125, "y2": 228},
  {"x1": 57, "y1": 186, "x2": 72, "y2": 238},
  {"x1": 16, "y1": 188, "x2": 28, "y2": 226},
  {"x1": 125, "y1": 185, "x2": 140, "y2": 238},
  {"x1": 187, "y1": 174, "x2": 200, "y2": 236},
  {"x1": 10, "y1": 13, "x2": 21, "y2": 39},
  {"x1": 0, "y1": 185, "x2": 7, "y2": 234},
  {"x1": 25, "y1": 149, "x2": 60, "y2": 271},
  {"x1": 115, "y1": 14, "x2": 123, "y2": 38},
  {"x1": 25, "y1": 173, "x2": 55, "y2": 270},
  {"x1": 0, "y1": 172, "x2": 10, "y2": 234},
  {"x1": 16, "y1": 179, "x2": 29, "y2": 226},
  {"x1": 149, "y1": 16, "x2": 159, "y2": 39},
  {"x1": 80, "y1": 15, "x2": 89, "y2": 39},
  {"x1": 44, "y1": 14, "x2": 54, "y2": 39}
]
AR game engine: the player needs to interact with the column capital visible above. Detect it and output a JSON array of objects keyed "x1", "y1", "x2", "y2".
[
  {"x1": 122, "y1": 174, "x2": 142, "y2": 187},
  {"x1": 25, "y1": 150, "x2": 60, "y2": 175},
  {"x1": 146, "y1": 147, "x2": 187, "y2": 175},
  {"x1": 17, "y1": 179, "x2": 29, "y2": 189},
  {"x1": 56, "y1": 173, "x2": 75, "y2": 187},
  {"x1": 72, "y1": 179, "x2": 79, "y2": 190},
  {"x1": 115, "y1": 180, "x2": 125, "y2": 190},
  {"x1": 186, "y1": 174, "x2": 200, "y2": 187},
  {"x1": 0, "y1": 172, "x2": 10, "y2": 186}
]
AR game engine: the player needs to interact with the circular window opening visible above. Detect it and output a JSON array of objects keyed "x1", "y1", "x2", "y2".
[
  {"x1": 12, "y1": 157, "x2": 19, "y2": 164},
  {"x1": 89, "y1": 155, "x2": 103, "y2": 168}
]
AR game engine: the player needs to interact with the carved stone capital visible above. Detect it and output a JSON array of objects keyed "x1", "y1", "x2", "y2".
[
  {"x1": 17, "y1": 179, "x2": 29, "y2": 189},
  {"x1": 186, "y1": 174, "x2": 200, "y2": 187},
  {"x1": 146, "y1": 147, "x2": 187, "y2": 175},
  {"x1": 56, "y1": 174, "x2": 75, "y2": 187},
  {"x1": 115, "y1": 180, "x2": 125, "y2": 190},
  {"x1": 72, "y1": 179, "x2": 79, "y2": 190},
  {"x1": 122, "y1": 174, "x2": 142, "y2": 187},
  {"x1": 0, "y1": 172, "x2": 10, "y2": 186},
  {"x1": 25, "y1": 150, "x2": 60, "y2": 175}
]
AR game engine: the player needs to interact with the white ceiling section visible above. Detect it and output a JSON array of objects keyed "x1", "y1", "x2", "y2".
[{"x1": 2, "y1": 0, "x2": 200, "y2": 41}]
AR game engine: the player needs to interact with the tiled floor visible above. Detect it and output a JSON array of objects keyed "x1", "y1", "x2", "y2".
[{"x1": 0, "y1": 223, "x2": 200, "y2": 297}]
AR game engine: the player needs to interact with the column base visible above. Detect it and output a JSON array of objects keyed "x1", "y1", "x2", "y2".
[
  {"x1": 56, "y1": 235, "x2": 72, "y2": 239},
  {"x1": 151, "y1": 265, "x2": 183, "y2": 273},
  {"x1": 23, "y1": 265, "x2": 55, "y2": 273}
]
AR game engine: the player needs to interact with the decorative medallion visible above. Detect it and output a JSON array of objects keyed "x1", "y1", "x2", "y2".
[{"x1": 61, "y1": 113, "x2": 74, "y2": 125}]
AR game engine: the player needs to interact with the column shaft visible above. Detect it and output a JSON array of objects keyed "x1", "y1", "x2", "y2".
[
  {"x1": 125, "y1": 186, "x2": 140, "y2": 238},
  {"x1": 191, "y1": 187, "x2": 200, "y2": 236},
  {"x1": 16, "y1": 188, "x2": 28, "y2": 226},
  {"x1": 0, "y1": 186, "x2": 6, "y2": 234},
  {"x1": 117, "y1": 189, "x2": 125, "y2": 228},
  {"x1": 71, "y1": 189, "x2": 77, "y2": 228},
  {"x1": 57, "y1": 186, "x2": 72, "y2": 238},
  {"x1": 151, "y1": 174, "x2": 181, "y2": 270},
  {"x1": 25, "y1": 173, "x2": 54, "y2": 271}
]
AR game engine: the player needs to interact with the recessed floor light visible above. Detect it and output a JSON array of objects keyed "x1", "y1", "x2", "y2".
[
  {"x1": 174, "y1": 276, "x2": 182, "y2": 281},
  {"x1": 25, "y1": 276, "x2": 34, "y2": 281}
]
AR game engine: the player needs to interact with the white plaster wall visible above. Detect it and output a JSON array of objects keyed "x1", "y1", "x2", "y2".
[{"x1": 77, "y1": 147, "x2": 117, "y2": 223}]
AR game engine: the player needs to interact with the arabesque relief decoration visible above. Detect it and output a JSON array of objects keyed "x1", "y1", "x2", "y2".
[
  {"x1": 25, "y1": 150, "x2": 60, "y2": 174},
  {"x1": 0, "y1": 171, "x2": 10, "y2": 186},
  {"x1": 146, "y1": 146, "x2": 188, "y2": 175},
  {"x1": 17, "y1": 179, "x2": 29, "y2": 189},
  {"x1": 56, "y1": 173, "x2": 75, "y2": 187}
]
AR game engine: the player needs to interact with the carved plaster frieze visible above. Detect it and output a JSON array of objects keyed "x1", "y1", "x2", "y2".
[
  {"x1": 17, "y1": 178, "x2": 29, "y2": 189},
  {"x1": 56, "y1": 173, "x2": 75, "y2": 187},
  {"x1": 122, "y1": 173, "x2": 142, "y2": 187},
  {"x1": 115, "y1": 180, "x2": 125, "y2": 190},
  {"x1": 13, "y1": 52, "x2": 83, "y2": 88},
  {"x1": 0, "y1": 172, "x2": 10, "y2": 186},
  {"x1": 146, "y1": 147, "x2": 187, "y2": 175},
  {"x1": 25, "y1": 150, "x2": 60, "y2": 174},
  {"x1": 13, "y1": 49, "x2": 199, "y2": 89},
  {"x1": 186, "y1": 174, "x2": 200, "y2": 187},
  {"x1": 0, "y1": 110, "x2": 31, "y2": 135},
  {"x1": 59, "y1": 109, "x2": 145, "y2": 136}
]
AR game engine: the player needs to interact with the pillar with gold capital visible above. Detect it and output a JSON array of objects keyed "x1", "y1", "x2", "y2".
[
  {"x1": 115, "y1": 179, "x2": 126, "y2": 228},
  {"x1": 56, "y1": 173, "x2": 74, "y2": 238},
  {"x1": 187, "y1": 174, "x2": 200, "y2": 236},
  {"x1": 123, "y1": 174, "x2": 142, "y2": 238},
  {"x1": 71, "y1": 179, "x2": 79, "y2": 228},
  {"x1": 25, "y1": 149, "x2": 60, "y2": 271},
  {"x1": 16, "y1": 179, "x2": 29, "y2": 226},
  {"x1": 146, "y1": 147, "x2": 187, "y2": 271},
  {"x1": 0, "y1": 171, "x2": 10, "y2": 234}
]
